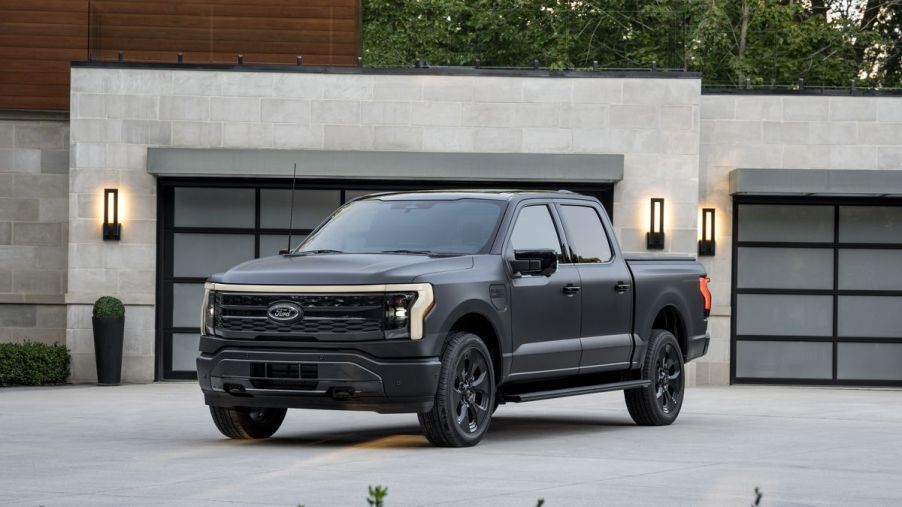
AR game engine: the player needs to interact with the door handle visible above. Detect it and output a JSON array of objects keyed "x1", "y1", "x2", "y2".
[
  {"x1": 614, "y1": 281, "x2": 631, "y2": 293},
  {"x1": 562, "y1": 284, "x2": 581, "y2": 296}
]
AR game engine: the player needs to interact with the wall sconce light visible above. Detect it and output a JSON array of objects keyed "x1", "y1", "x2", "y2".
[
  {"x1": 103, "y1": 188, "x2": 121, "y2": 241},
  {"x1": 698, "y1": 208, "x2": 715, "y2": 256},
  {"x1": 646, "y1": 198, "x2": 665, "y2": 249}
]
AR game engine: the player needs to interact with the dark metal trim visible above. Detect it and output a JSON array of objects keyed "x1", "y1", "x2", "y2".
[
  {"x1": 736, "y1": 288, "x2": 902, "y2": 296},
  {"x1": 71, "y1": 60, "x2": 701, "y2": 79},
  {"x1": 736, "y1": 335, "x2": 902, "y2": 344},
  {"x1": 733, "y1": 377, "x2": 902, "y2": 386},
  {"x1": 705, "y1": 87, "x2": 902, "y2": 97},
  {"x1": 729, "y1": 199, "x2": 739, "y2": 385},
  {"x1": 737, "y1": 241, "x2": 902, "y2": 249},
  {"x1": 735, "y1": 335, "x2": 834, "y2": 342}
]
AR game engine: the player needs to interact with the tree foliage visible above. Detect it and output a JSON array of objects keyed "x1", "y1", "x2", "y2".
[{"x1": 363, "y1": 0, "x2": 902, "y2": 87}]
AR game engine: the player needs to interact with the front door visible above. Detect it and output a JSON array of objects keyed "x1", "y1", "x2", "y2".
[
  {"x1": 557, "y1": 203, "x2": 634, "y2": 372},
  {"x1": 507, "y1": 203, "x2": 582, "y2": 379}
]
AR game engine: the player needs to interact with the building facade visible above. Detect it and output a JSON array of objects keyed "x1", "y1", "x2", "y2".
[{"x1": 2, "y1": 62, "x2": 901, "y2": 386}]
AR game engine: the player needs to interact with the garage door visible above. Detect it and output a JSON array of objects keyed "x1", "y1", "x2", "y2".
[
  {"x1": 732, "y1": 198, "x2": 902, "y2": 386},
  {"x1": 156, "y1": 179, "x2": 613, "y2": 380}
]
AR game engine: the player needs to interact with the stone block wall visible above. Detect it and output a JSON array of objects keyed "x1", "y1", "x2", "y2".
[
  {"x1": 697, "y1": 94, "x2": 901, "y2": 384},
  {"x1": 0, "y1": 113, "x2": 69, "y2": 345},
  {"x1": 67, "y1": 67, "x2": 703, "y2": 383}
]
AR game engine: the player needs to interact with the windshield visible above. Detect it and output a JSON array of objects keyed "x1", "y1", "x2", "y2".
[{"x1": 297, "y1": 198, "x2": 507, "y2": 255}]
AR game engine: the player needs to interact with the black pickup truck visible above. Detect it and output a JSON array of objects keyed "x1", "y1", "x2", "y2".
[{"x1": 198, "y1": 190, "x2": 711, "y2": 447}]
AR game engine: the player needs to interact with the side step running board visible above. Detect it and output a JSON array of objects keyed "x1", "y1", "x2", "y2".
[{"x1": 502, "y1": 379, "x2": 651, "y2": 403}]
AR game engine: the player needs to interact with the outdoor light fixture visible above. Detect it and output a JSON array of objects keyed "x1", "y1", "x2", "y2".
[
  {"x1": 103, "y1": 188, "x2": 121, "y2": 241},
  {"x1": 647, "y1": 198, "x2": 665, "y2": 250},
  {"x1": 698, "y1": 208, "x2": 716, "y2": 256}
]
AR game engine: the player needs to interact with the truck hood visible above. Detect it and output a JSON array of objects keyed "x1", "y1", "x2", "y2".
[{"x1": 208, "y1": 253, "x2": 475, "y2": 286}]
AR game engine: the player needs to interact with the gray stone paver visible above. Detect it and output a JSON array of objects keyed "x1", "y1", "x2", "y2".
[{"x1": 1, "y1": 384, "x2": 901, "y2": 506}]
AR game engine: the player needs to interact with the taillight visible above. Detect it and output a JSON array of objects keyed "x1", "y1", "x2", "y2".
[{"x1": 699, "y1": 276, "x2": 712, "y2": 317}]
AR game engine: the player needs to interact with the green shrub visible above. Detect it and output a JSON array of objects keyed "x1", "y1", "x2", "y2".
[
  {"x1": 0, "y1": 342, "x2": 70, "y2": 386},
  {"x1": 93, "y1": 296, "x2": 125, "y2": 319},
  {"x1": 366, "y1": 485, "x2": 387, "y2": 507}
]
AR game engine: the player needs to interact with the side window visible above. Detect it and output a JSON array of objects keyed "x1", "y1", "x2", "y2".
[
  {"x1": 509, "y1": 205, "x2": 563, "y2": 259},
  {"x1": 560, "y1": 205, "x2": 613, "y2": 263}
]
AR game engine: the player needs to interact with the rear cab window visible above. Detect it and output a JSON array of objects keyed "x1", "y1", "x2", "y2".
[{"x1": 559, "y1": 204, "x2": 613, "y2": 263}]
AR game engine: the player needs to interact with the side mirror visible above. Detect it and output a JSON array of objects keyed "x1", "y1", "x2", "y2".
[{"x1": 510, "y1": 249, "x2": 558, "y2": 277}]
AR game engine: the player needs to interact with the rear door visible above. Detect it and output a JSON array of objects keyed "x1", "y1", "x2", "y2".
[
  {"x1": 506, "y1": 202, "x2": 582, "y2": 379},
  {"x1": 557, "y1": 201, "x2": 634, "y2": 372}
]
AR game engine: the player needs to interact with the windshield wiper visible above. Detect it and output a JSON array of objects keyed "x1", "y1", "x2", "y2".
[{"x1": 288, "y1": 249, "x2": 345, "y2": 256}]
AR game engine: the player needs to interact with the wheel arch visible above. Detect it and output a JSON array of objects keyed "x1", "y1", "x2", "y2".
[
  {"x1": 633, "y1": 286, "x2": 693, "y2": 365},
  {"x1": 651, "y1": 305, "x2": 688, "y2": 359},
  {"x1": 448, "y1": 312, "x2": 503, "y2": 384}
]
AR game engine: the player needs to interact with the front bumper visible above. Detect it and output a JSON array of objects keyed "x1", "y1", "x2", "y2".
[{"x1": 197, "y1": 345, "x2": 441, "y2": 413}]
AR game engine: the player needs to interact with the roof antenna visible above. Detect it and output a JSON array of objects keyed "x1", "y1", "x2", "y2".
[{"x1": 282, "y1": 163, "x2": 298, "y2": 254}]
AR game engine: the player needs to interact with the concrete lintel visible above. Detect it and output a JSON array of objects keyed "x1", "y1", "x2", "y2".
[
  {"x1": 65, "y1": 293, "x2": 156, "y2": 306},
  {"x1": 147, "y1": 148, "x2": 625, "y2": 183},
  {"x1": 730, "y1": 168, "x2": 902, "y2": 196}
]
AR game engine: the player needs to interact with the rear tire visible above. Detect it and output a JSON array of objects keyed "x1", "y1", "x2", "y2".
[
  {"x1": 209, "y1": 406, "x2": 287, "y2": 439},
  {"x1": 418, "y1": 332, "x2": 495, "y2": 447},
  {"x1": 624, "y1": 329, "x2": 685, "y2": 426}
]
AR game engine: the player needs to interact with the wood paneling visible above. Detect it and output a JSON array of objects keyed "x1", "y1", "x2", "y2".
[{"x1": 0, "y1": 0, "x2": 360, "y2": 111}]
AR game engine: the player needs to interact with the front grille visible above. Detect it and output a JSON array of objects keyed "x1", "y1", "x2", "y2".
[
  {"x1": 248, "y1": 362, "x2": 319, "y2": 390},
  {"x1": 214, "y1": 292, "x2": 384, "y2": 338}
]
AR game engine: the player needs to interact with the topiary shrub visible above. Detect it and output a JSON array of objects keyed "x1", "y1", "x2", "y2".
[
  {"x1": 0, "y1": 342, "x2": 70, "y2": 386},
  {"x1": 93, "y1": 296, "x2": 125, "y2": 319}
]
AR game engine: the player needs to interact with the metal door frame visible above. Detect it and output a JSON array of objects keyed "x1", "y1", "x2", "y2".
[
  {"x1": 156, "y1": 178, "x2": 614, "y2": 380},
  {"x1": 731, "y1": 195, "x2": 902, "y2": 386}
]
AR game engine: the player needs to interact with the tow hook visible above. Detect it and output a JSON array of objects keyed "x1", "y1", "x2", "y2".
[
  {"x1": 330, "y1": 387, "x2": 356, "y2": 400},
  {"x1": 224, "y1": 383, "x2": 249, "y2": 396}
]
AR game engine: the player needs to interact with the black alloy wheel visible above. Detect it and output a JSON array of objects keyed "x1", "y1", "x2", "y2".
[
  {"x1": 418, "y1": 332, "x2": 495, "y2": 447},
  {"x1": 655, "y1": 341, "x2": 682, "y2": 414},
  {"x1": 624, "y1": 329, "x2": 685, "y2": 426},
  {"x1": 452, "y1": 348, "x2": 492, "y2": 433}
]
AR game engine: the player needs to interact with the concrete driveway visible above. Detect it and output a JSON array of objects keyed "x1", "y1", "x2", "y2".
[{"x1": 1, "y1": 383, "x2": 900, "y2": 506}]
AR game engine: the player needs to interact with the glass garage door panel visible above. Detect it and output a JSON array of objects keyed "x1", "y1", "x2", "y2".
[
  {"x1": 172, "y1": 283, "x2": 204, "y2": 329},
  {"x1": 171, "y1": 333, "x2": 201, "y2": 372},
  {"x1": 173, "y1": 233, "x2": 255, "y2": 278},
  {"x1": 259, "y1": 189, "x2": 341, "y2": 229},
  {"x1": 837, "y1": 296, "x2": 902, "y2": 338},
  {"x1": 735, "y1": 341, "x2": 832, "y2": 379},
  {"x1": 738, "y1": 205, "x2": 833, "y2": 242},
  {"x1": 736, "y1": 294, "x2": 833, "y2": 336},
  {"x1": 838, "y1": 250, "x2": 902, "y2": 290},
  {"x1": 837, "y1": 343, "x2": 902, "y2": 380},
  {"x1": 174, "y1": 188, "x2": 255, "y2": 228},
  {"x1": 839, "y1": 206, "x2": 902, "y2": 243},
  {"x1": 737, "y1": 248, "x2": 833, "y2": 290}
]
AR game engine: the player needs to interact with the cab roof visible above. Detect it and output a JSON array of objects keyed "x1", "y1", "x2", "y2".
[{"x1": 351, "y1": 189, "x2": 595, "y2": 202}]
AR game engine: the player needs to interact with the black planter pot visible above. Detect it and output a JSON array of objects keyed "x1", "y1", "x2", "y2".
[{"x1": 92, "y1": 316, "x2": 124, "y2": 386}]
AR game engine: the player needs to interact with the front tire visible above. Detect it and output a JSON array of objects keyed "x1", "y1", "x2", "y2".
[
  {"x1": 209, "y1": 406, "x2": 287, "y2": 439},
  {"x1": 624, "y1": 329, "x2": 685, "y2": 426},
  {"x1": 418, "y1": 332, "x2": 495, "y2": 447}
]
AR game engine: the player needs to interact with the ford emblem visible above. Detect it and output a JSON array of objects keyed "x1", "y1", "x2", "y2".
[{"x1": 267, "y1": 302, "x2": 303, "y2": 323}]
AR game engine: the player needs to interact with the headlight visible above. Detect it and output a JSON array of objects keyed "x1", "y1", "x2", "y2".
[
  {"x1": 383, "y1": 292, "x2": 417, "y2": 339},
  {"x1": 202, "y1": 287, "x2": 216, "y2": 336}
]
